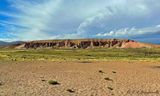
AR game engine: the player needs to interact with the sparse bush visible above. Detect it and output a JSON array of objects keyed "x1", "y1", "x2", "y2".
[
  {"x1": 104, "y1": 77, "x2": 113, "y2": 81},
  {"x1": 12, "y1": 58, "x2": 17, "y2": 61},
  {"x1": 86, "y1": 54, "x2": 91, "y2": 56},
  {"x1": 80, "y1": 61, "x2": 92, "y2": 63},
  {"x1": 66, "y1": 89, "x2": 75, "y2": 93},
  {"x1": 1, "y1": 48, "x2": 160, "y2": 61},
  {"x1": 48, "y1": 80, "x2": 60, "y2": 85}
]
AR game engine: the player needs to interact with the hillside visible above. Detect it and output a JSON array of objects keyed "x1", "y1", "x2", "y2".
[
  {"x1": 0, "y1": 41, "x2": 24, "y2": 46},
  {"x1": 14, "y1": 39, "x2": 160, "y2": 49}
]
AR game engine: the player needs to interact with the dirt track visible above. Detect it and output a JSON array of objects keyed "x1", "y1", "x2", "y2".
[{"x1": 0, "y1": 61, "x2": 160, "y2": 96}]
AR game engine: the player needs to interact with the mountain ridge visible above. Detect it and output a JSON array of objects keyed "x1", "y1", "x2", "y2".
[
  {"x1": 13, "y1": 39, "x2": 160, "y2": 49},
  {"x1": 0, "y1": 41, "x2": 24, "y2": 46}
]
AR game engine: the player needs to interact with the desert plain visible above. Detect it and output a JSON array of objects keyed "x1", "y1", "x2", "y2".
[{"x1": 0, "y1": 48, "x2": 160, "y2": 96}]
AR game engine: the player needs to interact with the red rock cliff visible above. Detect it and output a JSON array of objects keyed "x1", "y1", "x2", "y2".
[{"x1": 18, "y1": 39, "x2": 142, "y2": 49}]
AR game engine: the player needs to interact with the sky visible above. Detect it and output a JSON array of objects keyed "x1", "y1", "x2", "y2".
[{"x1": 0, "y1": 0, "x2": 160, "y2": 43}]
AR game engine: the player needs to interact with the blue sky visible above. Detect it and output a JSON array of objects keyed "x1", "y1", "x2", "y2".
[{"x1": 0, "y1": 0, "x2": 160, "y2": 43}]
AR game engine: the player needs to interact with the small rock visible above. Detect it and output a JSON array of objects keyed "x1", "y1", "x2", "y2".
[
  {"x1": 0, "y1": 81, "x2": 3, "y2": 86},
  {"x1": 41, "y1": 79, "x2": 46, "y2": 82},
  {"x1": 112, "y1": 71, "x2": 116, "y2": 73},
  {"x1": 66, "y1": 89, "x2": 75, "y2": 93},
  {"x1": 40, "y1": 76, "x2": 44, "y2": 78},
  {"x1": 99, "y1": 70, "x2": 104, "y2": 73}
]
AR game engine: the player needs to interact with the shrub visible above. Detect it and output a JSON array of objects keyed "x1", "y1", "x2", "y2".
[
  {"x1": 48, "y1": 80, "x2": 60, "y2": 85},
  {"x1": 66, "y1": 89, "x2": 75, "y2": 93},
  {"x1": 104, "y1": 77, "x2": 113, "y2": 81},
  {"x1": 80, "y1": 61, "x2": 92, "y2": 63}
]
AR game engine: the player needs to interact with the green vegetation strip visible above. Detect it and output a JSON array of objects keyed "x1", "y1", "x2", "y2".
[{"x1": 0, "y1": 48, "x2": 160, "y2": 61}]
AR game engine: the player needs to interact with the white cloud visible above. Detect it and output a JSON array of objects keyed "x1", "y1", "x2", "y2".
[
  {"x1": 77, "y1": 8, "x2": 111, "y2": 37},
  {"x1": 4, "y1": 0, "x2": 62, "y2": 40},
  {"x1": 96, "y1": 25, "x2": 160, "y2": 38},
  {"x1": 0, "y1": 11, "x2": 21, "y2": 18},
  {"x1": 77, "y1": 0, "x2": 160, "y2": 38},
  {"x1": 156, "y1": 25, "x2": 160, "y2": 28}
]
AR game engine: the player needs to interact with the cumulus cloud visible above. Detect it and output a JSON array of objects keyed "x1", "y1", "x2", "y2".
[
  {"x1": 96, "y1": 25, "x2": 160, "y2": 38},
  {"x1": 77, "y1": 0, "x2": 160, "y2": 39},
  {"x1": 1, "y1": 0, "x2": 63, "y2": 40}
]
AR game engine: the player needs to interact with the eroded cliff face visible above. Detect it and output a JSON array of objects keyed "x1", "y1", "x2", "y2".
[{"x1": 19, "y1": 39, "x2": 137, "y2": 49}]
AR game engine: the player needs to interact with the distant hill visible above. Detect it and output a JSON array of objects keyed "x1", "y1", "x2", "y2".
[
  {"x1": 14, "y1": 39, "x2": 160, "y2": 49},
  {"x1": 0, "y1": 41, "x2": 7, "y2": 46},
  {"x1": 0, "y1": 41, "x2": 24, "y2": 46}
]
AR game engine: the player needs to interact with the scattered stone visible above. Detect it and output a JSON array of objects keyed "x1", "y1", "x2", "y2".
[
  {"x1": 39, "y1": 66, "x2": 43, "y2": 67},
  {"x1": 111, "y1": 93, "x2": 114, "y2": 95},
  {"x1": 40, "y1": 76, "x2": 44, "y2": 78},
  {"x1": 112, "y1": 71, "x2": 116, "y2": 73},
  {"x1": 66, "y1": 89, "x2": 75, "y2": 93},
  {"x1": 0, "y1": 81, "x2": 3, "y2": 86},
  {"x1": 41, "y1": 79, "x2": 46, "y2": 82},
  {"x1": 99, "y1": 70, "x2": 104, "y2": 73},
  {"x1": 108, "y1": 87, "x2": 113, "y2": 91}
]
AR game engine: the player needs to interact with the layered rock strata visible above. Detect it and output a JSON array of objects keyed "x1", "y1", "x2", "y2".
[{"x1": 22, "y1": 39, "x2": 136, "y2": 49}]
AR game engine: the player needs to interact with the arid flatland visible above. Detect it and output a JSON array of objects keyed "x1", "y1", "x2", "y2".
[
  {"x1": 0, "y1": 61, "x2": 160, "y2": 96},
  {"x1": 0, "y1": 48, "x2": 160, "y2": 96}
]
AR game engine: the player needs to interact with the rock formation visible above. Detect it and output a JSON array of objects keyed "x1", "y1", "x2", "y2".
[{"x1": 14, "y1": 39, "x2": 158, "y2": 49}]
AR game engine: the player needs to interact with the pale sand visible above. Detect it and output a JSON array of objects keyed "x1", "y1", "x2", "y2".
[{"x1": 0, "y1": 61, "x2": 160, "y2": 96}]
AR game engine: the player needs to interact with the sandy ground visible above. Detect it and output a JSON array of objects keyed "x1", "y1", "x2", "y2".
[{"x1": 0, "y1": 61, "x2": 160, "y2": 96}]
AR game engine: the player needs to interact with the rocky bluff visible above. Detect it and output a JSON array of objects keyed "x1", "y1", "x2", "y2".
[{"x1": 20, "y1": 39, "x2": 147, "y2": 49}]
